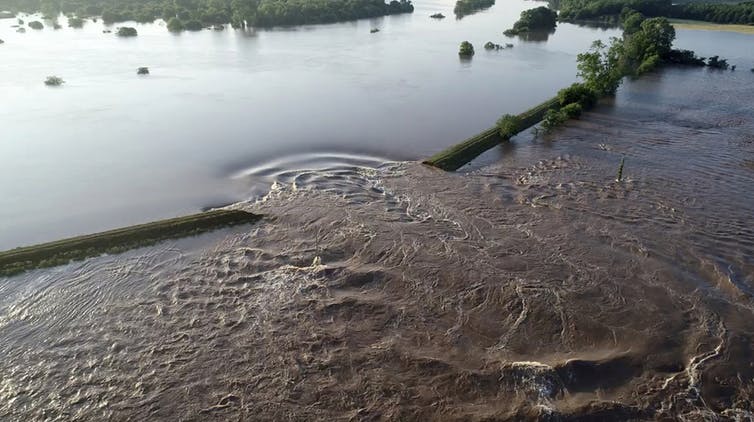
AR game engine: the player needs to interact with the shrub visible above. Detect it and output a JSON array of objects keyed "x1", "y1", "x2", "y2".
[
  {"x1": 542, "y1": 109, "x2": 568, "y2": 131},
  {"x1": 458, "y1": 41, "x2": 474, "y2": 57},
  {"x1": 28, "y1": 20, "x2": 43, "y2": 29},
  {"x1": 116, "y1": 26, "x2": 137, "y2": 37},
  {"x1": 561, "y1": 103, "x2": 583, "y2": 119},
  {"x1": 44, "y1": 76, "x2": 65, "y2": 86},
  {"x1": 497, "y1": 114, "x2": 521, "y2": 138},
  {"x1": 137, "y1": 67, "x2": 150, "y2": 75},
  {"x1": 557, "y1": 83, "x2": 598, "y2": 109}
]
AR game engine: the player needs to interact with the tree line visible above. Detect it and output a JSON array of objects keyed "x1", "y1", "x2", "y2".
[
  {"x1": 0, "y1": 0, "x2": 414, "y2": 28},
  {"x1": 557, "y1": 0, "x2": 754, "y2": 25}
]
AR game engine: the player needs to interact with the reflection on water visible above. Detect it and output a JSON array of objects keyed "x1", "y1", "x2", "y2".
[{"x1": 1, "y1": 67, "x2": 753, "y2": 420}]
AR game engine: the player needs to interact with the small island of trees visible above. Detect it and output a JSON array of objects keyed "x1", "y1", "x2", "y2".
[
  {"x1": 459, "y1": 40, "x2": 475, "y2": 57},
  {"x1": 28, "y1": 20, "x2": 43, "y2": 29},
  {"x1": 454, "y1": 0, "x2": 495, "y2": 18},
  {"x1": 44, "y1": 76, "x2": 65, "y2": 86},
  {"x1": 504, "y1": 6, "x2": 557, "y2": 36},
  {"x1": 116, "y1": 26, "x2": 137, "y2": 36}
]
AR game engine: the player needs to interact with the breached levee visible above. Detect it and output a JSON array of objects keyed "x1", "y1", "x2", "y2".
[
  {"x1": 423, "y1": 97, "x2": 559, "y2": 171},
  {"x1": 0, "y1": 209, "x2": 261, "y2": 277}
]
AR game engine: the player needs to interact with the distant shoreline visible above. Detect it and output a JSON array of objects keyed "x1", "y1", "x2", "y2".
[{"x1": 671, "y1": 19, "x2": 754, "y2": 34}]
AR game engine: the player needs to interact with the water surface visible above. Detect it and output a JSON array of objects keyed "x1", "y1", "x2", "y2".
[{"x1": 0, "y1": 0, "x2": 621, "y2": 248}]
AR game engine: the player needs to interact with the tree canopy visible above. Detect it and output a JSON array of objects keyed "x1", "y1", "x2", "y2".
[
  {"x1": 116, "y1": 26, "x2": 137, "y2": 36},
  {"x1": 453, "y1": 0, "x2": 495, "y2": 18},
  {"x1": 0, "y1": 0, "x2": 414, "y2": 29},
  {"x1": 504, "y1": 6, "x2": 557, "y2": 36},
  {"x1": 458, "y1": 40, "x2": 475, "y2": 57}
]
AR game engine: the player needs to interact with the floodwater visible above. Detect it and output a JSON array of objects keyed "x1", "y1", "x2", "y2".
[
  {"x1": 0, "y1": 0, "x2": 622, "y2": 249},
  {"x1": 1, "y1": 59, "x2": 754, "y2": 419},
  {"x1": 3, "y1": 1, "x2": 754, "y2": 420}
]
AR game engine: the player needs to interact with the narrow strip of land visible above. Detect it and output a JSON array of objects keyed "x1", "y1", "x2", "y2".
[
  {"x1": 423, "y1": 97, "x2": 559, "y2": 171},
  {"x1": 0, "y1": 209, "x2": 261, "y2": 277},
  {"x1": 670, "y1": 19, "x2": 754, "y2": 34}
]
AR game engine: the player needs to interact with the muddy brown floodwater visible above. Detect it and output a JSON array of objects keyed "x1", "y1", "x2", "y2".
[{"x1": 1, "y1": 67, "x2": 754, "y2": 421}]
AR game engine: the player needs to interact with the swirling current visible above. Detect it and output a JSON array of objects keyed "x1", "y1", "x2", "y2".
[{"x1": 1, "y1": 69, "x2": 753, "y2": 421}]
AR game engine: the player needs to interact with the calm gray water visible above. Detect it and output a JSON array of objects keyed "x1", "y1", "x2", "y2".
[{"x1": 0, "y1": 0, "x2": 625, "y2": 248}]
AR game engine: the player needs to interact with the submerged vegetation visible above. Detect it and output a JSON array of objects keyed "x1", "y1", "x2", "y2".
[
  {"x1": 616, "y1": 157, "x2": 625, "y2": 181},
  {"x1": 137, "y1": 66, "x2": 150, "y2": 74},
  {"x1": 458, "y1": 40, "x2": 475, "y2": 57},
  {"x1": 504, "y1": 6, "x2": 557, "y2": 36},
  {"x1": 44, "y1": 75, "x2": 64, "y2": 86},
  {"x1": 484, "y1": 41, "x2": 507, "y2": 50},
  {"x1": 430, "y1": 12, "x2": 445, "y2": 19},
  {"x1": 454, "y1": 0, "x2": 495, "y2": 18}
]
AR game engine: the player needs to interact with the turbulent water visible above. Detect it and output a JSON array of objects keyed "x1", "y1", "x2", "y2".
[{"x1": 2, "y1": 68, "x2": 754, "y2": 420}]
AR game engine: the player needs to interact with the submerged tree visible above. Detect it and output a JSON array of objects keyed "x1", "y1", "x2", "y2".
[{"x1": 28, "y1": 20, "x2": 43, "y2": 29}]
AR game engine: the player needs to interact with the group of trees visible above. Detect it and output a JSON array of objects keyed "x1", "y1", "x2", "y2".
[
  {"x1": 116, "y1": 25, "x2": 137, "y2": 35},
  {"x1": 557, "y1": 0, "x2": 754, "y2": 26},
  {"x1": 458, "y1": 40, "x2": 475, "y2": 57},
  {"x1": 252, "y1": 0, "x2": 413, "y2": 27},
  {"x1": 503, "y1": 6, "x2": 557, "y2": 35},
  {"x1": 453, "y1": 0, "x2": 494, "y2": 18},
  {"x1": 669, "y1": 1, "x2": 754, "y2": 25},
  {"x1": 558, "y1": 0, "x2": 671, "y2": 23},
  {"x1": 0, "y1": 0, "x2": 414, "y2": 29}
]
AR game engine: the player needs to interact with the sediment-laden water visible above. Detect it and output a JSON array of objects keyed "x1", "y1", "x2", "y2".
[{"x1": 1, "y1": 67, "x2": 753, "y2": 420}]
